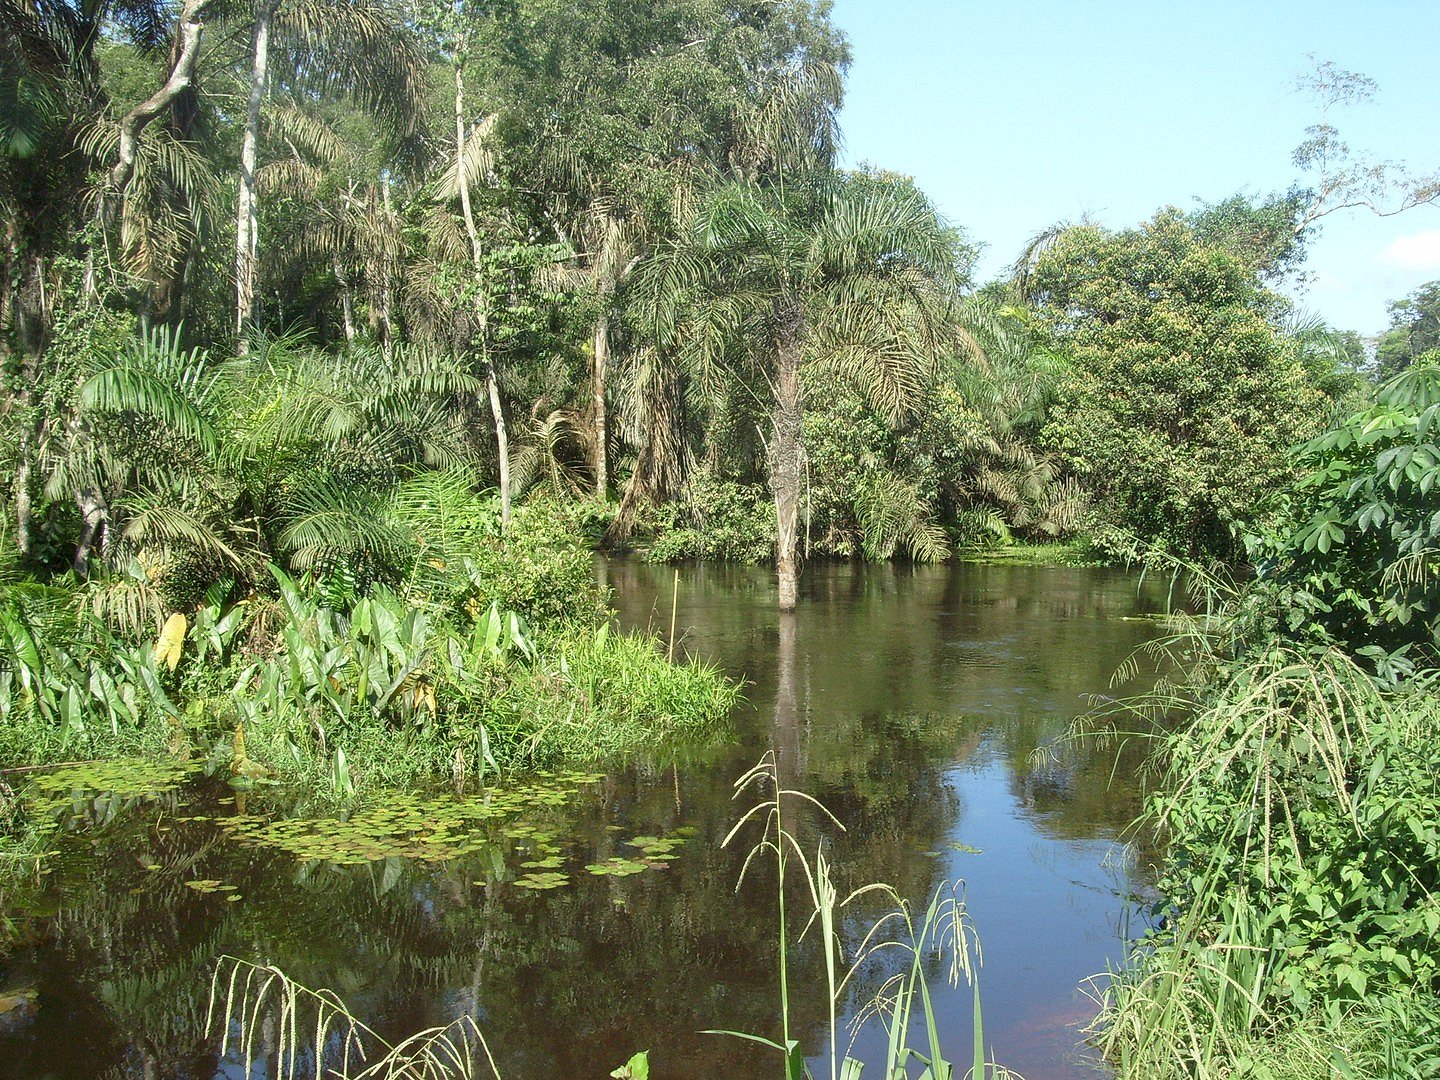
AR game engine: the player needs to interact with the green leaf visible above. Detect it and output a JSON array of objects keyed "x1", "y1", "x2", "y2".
[{"x1": 610, "y1": 1051, "x2": 649, "y2": 1079}]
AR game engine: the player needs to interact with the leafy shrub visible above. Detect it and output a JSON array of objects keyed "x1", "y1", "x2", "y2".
[
  {"x1": 1246, "y1": 360, "x2": 1440, "y2": 673},
  {"x1": 642, "y1": 474, "x2": 775, "y2": 563},
  {"x1": 452, "y1": 501, "x2": 609, "y2": 630},
  {"x1": 1101, "y1": 650, "x2": 1440, "y2": 1076}
]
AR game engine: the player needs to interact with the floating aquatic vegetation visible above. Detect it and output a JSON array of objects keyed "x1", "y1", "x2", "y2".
[
  {"x1": 216, "y1": 772, "x2": 605, "y2": 867},
  {"x1": 18, "y1": 761, "x2": 694, "y2": 898},
  {"x1": 184, "y1": 879, "x2": 239, "y2": 895},
  {"x1": 625, "y1": 830, "x2": 696, "y2": 866},
  {"x1": 24, "y1": 759, "x2": 201, "y2": 804},
  {"x1": 512, "y1": 871, "x2": 569, "y2": 890},
  {"x1": 585, "y1": 857, "x2": 648, "y2": 877}
]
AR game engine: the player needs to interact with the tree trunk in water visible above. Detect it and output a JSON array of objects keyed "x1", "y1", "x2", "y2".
[
  {"x1": 593, "y1": 311, "x2": 609, "y2": 499},
  {"x1": 771, "y1": 311, "x2": 804, "y2": 612},
  {"x1": 772, "y1": 610, "x2": 804, "y2": 785},
  {"x1": 235, "y1": 2, "x2": 273, "y2": 349}
]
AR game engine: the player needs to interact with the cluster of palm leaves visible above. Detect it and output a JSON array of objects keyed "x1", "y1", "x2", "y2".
[{"x1": 35, "y1": 325, "x2": 485, "y2": 605}]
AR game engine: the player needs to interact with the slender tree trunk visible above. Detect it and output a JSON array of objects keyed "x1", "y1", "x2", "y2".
[
  {"x1": 376, "y1": 177, "x2": 395, "y2": 357},
  {"x1": 235, "y1": 1, "x2": 274, "y2": 349},
  {"x1": 14, "y1": 428, "x2": 33, "y2": 560},
  {"x1": 16, "y1": 253, "x2": 49, "y2": 358},
  {"x1": 593, "y1": 310, "x2": 609, "y2": 499},
  {"x1": 10, "y1": 251, "x2": 48, "y2": 561},
  {"x1": 334, "y1": 255, "x2": 356, "y2": 345},
  {"x1": 771, "y1": 307, "x2": 804, "y2": 613},
  {"x1": 485, "y1": 347, "x2": 511, "y2": 526},
  {"x1": 453, "y1": 48, "x2": 510, "y2": 529},
  {"x1": 73, "y1": 488, "x2": 109, "y2": 578}
]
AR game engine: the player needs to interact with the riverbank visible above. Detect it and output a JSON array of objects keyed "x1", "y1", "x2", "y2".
[
  {"x1": 1095, "y1": 366, "x2": 1440, "y2": 1077},
  {"x1": 0, "y1": 501, "x2": 739, "y2": 899}
]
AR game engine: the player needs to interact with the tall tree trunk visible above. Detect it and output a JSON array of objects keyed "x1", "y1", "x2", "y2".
[
  {"x1": 593, "y1": 310, "x2": 609, "y2": 499},
  {"x1": 14, "y1": 426, "x2": 34, "y2": 561},
  {"x1": 235, "y1": 1, "x2": 274, "y2": 349},
  {"x1": 453, "y1": 50, "x2": 510, "y2": 529},
  {"x1": 375, "y1": 177, "x2": 395, "y2": 357},
  {"x1": 485, "y1": 347, "x2": 511, "y2": 526},
  {"x1": 334, "y1": 255, "x2": 356, "y2": 345},
  {"x1": 73, "y1": 488, "x2": 109, "y2": 578},
  {"x1": 771, "y1": 307, "x2": 804, "y2": 613},
  {"x1": 9, "y1": 251, "x2": 49, "y2": 561}
]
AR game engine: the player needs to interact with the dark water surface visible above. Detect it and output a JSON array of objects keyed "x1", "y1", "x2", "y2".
[{"x1": 0, "y1": 560, "x2": 1168, "y2": 1079}]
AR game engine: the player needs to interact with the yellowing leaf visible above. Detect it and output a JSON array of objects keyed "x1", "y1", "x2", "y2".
[{"x1": 154, "y1": 612, "x2": 187, "y2": 671}]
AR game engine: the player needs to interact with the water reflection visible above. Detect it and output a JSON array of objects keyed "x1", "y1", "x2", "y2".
[{"x1": 1, "y1": 560, "x2": 1168, "y2": 1079}]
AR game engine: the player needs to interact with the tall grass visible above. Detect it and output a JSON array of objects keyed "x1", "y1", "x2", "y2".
[
  {"x1": 1091, "y1": 619, "x2": 1440, "y2": 1077},
  {"x1": 1034, "y1": 536, "x2": 1440, "y2": 1077},
  {"x1": 717, "y1": 752, "x2": 1018, "y2": 1080},
  {"x1": 207, "y1": 956, "x2": 500, "y2": 1079}
]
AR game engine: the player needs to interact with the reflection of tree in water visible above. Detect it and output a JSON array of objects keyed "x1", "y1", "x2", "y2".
[
  {"x1": 1, "y1": 718, "x2": 969, "y2": 1079},
  {"x1": 988, "y1": 712, "x2": 1164, "y2": 886},
  {"x1": 2, "y1": 561, "x2": 1165, "y2": 1077}
]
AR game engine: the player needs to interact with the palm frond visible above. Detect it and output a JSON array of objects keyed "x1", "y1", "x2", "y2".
[
  {"x1": 435, "y1": 114, "x2": 498, "y2": 202},
  {"x1": 277, "y1": 477, "x2": 407, "y2": 572},
  {"x1": 78, "y1": 326, "x2": 220, "y2": 454}
]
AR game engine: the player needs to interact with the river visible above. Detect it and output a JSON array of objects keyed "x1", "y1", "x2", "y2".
[{"x1": 0, "y1": 559, "x2": 1169, "y2": 1079}]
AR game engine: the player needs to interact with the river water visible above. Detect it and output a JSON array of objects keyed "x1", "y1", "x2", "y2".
[{"x1": 0, "y1": 560, "x2": 1168, "y2": 1079}]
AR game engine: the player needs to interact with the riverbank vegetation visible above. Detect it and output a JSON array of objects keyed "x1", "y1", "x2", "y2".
[
  {"x1": 5, "y1": 2, "x2": 1416, "y2": 608},
  {"x1": 3, "y1": 0, "x2": 1440, "y2": 1073},
  {"x1": 1094, "y1": 362, "x2": 1440, "y2": 1077}
]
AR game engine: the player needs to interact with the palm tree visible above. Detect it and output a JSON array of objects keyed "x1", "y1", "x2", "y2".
[
  {"x1": 1, "y1": 0, "x2": 181, "y2": 554},
  {"x1": 635, "y1": 171, "x2": 963, "y2": 610},
  {"x1": 231, "y1": 0, "x2": 423, "y2": 345},
  {"x1": 940, "y1": 298, "x2": 1088, "y2": 543}
]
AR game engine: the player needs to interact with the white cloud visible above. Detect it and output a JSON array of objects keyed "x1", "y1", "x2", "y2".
[{"x1": 1376, "y1": 230, "x2": 1440, "y2": 271}]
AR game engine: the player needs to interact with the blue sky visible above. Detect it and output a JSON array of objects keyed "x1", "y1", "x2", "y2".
[{"x1": 829, "y1": 0, "x2": 1440, "y2": 336}]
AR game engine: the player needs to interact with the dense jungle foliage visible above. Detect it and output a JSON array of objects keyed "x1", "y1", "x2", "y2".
[
  {"x1": 2, "y1": 1, "x2": 1439, "y2": 1075},
  {"x1": 1096, "y1": 362, "x2": 1440, "y2": 1077}
]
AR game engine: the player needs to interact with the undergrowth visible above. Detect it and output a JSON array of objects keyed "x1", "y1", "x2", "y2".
[
  {"x1": 1088, "y1": 367, "x2": 1440, "y2": 1080},
  {"x1": 0, "y1": 504, "x2": 737, "y2": 808}
]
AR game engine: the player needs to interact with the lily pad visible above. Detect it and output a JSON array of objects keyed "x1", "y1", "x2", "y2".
[
  {"x1": 513, "y1": 871, "x2": 569, "y2": 890},
  {"x1": 586, "y1": 858, "x2": 648, "y2": 877}
]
